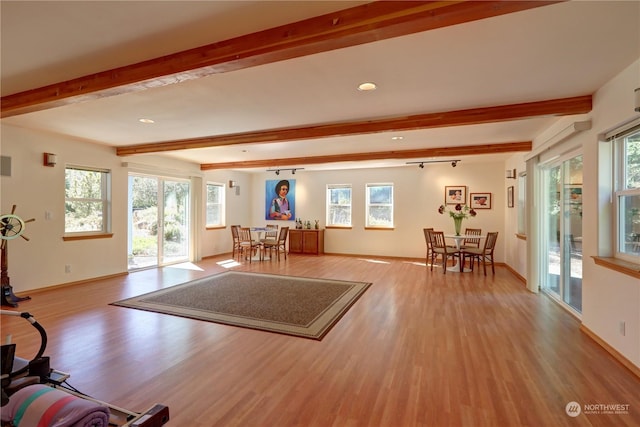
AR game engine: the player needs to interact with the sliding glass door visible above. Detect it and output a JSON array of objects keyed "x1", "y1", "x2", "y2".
[
  {"x1": 540, "y1": 154, "x2": 583, "y2": 313},
  {"x1": 128, "y1": 174, "x2": 190, "y2": 270}
]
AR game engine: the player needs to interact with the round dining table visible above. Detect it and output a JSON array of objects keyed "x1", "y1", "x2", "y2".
[{"x1": 444, "y1": 234, "x2": 485, "y2": 273}]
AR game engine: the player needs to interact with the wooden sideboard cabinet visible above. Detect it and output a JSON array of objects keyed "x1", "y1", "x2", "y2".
[{"x1": 289, "y1": 229, "x2": 324, "y2": 255}]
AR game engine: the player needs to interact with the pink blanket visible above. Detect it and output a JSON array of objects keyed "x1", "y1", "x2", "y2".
[{"x1": 1, "y1": 384, "x2": 110, "y2": 427}]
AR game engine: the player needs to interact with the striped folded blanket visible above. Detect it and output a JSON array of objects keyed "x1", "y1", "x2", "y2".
[{"x1": 1, "y1": 384, "x2": 110, "y2": 427}]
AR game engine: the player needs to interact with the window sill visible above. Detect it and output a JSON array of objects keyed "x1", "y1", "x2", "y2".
[
  {"x1": 206, "y1": 226, "x2": 225, "y2": 230},
  {"x1": 592, "y1": 256, "x2": 640, "y2": 279},
  {"x1": 516, "y1": 233, "x2": 526, "y2": 240},
  {"x1": 364, "y1": 227, "x2": 395, "y2": 231},
  {"x1": 63, "y1": 233, "x2": 113, "y2": 241},
  {"x1": 326, "y1": 226, "x2": 352, "y2": 230}
]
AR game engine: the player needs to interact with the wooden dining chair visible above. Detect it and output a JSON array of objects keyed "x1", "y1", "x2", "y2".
[
  {"x1": 238, "y1": 227, "x2": 262, "y2": 263},
  {"x1": 263, "y1": 226, "x2": 289, "y2": 261},
  {"x1": 428, "y1": 230, "x2": 460, "y2": 274},
  {"x1": 423, "y1": 228, "x2": 434, "y2": 266},
  {"x1": 461, "y1": 228, "x2": 482, "y2": 268},
  {"x1": 261, "y1": 224, "x2": 278, "y2": 242},
  {"x1": 230, "y1": 225, "x2": 242, "y2": 260},
  {"x1": 463, "y1": 232, "x2": 498, "y2": 275}
]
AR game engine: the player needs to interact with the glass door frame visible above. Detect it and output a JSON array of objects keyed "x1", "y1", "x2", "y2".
[
  {"x1": 538, "y1": 151, "x2": 583, "y2": 316},
  {"x1": 128, "y1": 173, "x2": 191, "y2": 270}
]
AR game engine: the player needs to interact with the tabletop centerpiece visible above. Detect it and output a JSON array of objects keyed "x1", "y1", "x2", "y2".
[{"x1": 438, "y1": 203, "x2": 477, "y2": 236}]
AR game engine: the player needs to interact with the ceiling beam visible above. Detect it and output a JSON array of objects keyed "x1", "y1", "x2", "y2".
[
  {"x1": 200, "y1": 141, "x2": 533, "y2": 170},
  {"x1": 116, "y1": 95, "x2": 591, "y2": 156},
  {"x1": 1, "y1": 0, "x2": 562, "y2": 118}
]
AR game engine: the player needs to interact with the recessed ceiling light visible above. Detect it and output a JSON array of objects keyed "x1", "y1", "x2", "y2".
[
  {"x1": 391, "y1": 136, "x2": 403, "y2": 140},
  {"x1": 138, "y1": 118, "x2": 155, "y2": 124},
  {"x1": 357, "y1": 82, "x2": 377, "y2": 91}
]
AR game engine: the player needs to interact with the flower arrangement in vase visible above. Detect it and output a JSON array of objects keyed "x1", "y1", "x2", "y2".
[{"x1": 438, "y1": 203, "x2": 477, "y2": 236}]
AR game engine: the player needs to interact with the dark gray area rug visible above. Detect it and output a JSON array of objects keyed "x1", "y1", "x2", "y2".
[{"x1": 111, "y1": 271, "x2": 371, "y2": 340}]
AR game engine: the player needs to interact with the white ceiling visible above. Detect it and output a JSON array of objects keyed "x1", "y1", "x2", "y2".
[{"x1": 2, "y1": 1, "x2": 639, "y2": 172}]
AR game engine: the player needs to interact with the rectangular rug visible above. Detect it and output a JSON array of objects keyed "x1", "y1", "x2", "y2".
[{"x1": 111, "y1": 271, "x2": 371, "y2": 340}]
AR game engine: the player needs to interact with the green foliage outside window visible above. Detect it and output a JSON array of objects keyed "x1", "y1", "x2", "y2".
[{"x1": 65, "y1": 167, "x2": 109, "y2": 233}]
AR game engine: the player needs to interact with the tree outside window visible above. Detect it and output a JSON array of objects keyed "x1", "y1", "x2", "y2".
[
  {"x1": 614, "y1": 125, "x2": 640, "y2": 261},
  {"x1": 327, "y1": 185, "x2": 352, "y2": 227},
  {"x1": 366, "y1": 183, "x2": 393, "y2": 228},
  {"x1": 206, "y1": 183, "x2": 225, "y2": 227},
  {"x1": 65, "y1": 167, "x2": 110, "y2": 234}
]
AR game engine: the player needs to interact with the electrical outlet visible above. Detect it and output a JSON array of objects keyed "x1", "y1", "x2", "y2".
[
  {"x1": 65, "y1": 265, "x2": 71, "y2": 273},
  {"x1": 619, "y1": 321, "x2": 626, "y2": 336}
]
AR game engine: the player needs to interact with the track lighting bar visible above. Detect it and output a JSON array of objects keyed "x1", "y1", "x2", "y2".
[
  {"x1": 406, "y1": 160, "x2": 461, "y2": 168},
  {"x1": 266, "y1": 168, "x2": 304, "y2": 175}
]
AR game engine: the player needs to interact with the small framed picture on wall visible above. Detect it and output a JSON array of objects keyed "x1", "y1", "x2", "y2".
[
  {"x1": 445, "y1": 186, "x2": 466, "y2": 205},
  {"x1": 470, "y1": 192, "x2": 491, "y2": 209},
  {"x1": 507, "y1": 186, "x2": 514, "y2": 208}
]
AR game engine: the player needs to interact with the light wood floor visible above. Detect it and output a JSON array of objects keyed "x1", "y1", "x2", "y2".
[{"x1": 3, "y1": 254, "x2": 640, "y2": 426}]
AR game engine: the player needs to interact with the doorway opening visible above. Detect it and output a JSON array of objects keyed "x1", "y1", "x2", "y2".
[
  {"x1": 540, "y1": 154, "x2": 583, "y2": 314},
  {"x1": 128, "y1": 174, "x2": 190, "y2": 270}
]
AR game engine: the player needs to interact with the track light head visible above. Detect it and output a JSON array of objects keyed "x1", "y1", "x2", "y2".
[
  {"x1": 419, "y1": 163, "x2": 424, "y2": 169},
  {"x1": 292, "y1": 169, "x2": 296, "y2": 175},
  {"x1": 451, "y1": 161, "x2": 457, "y2": 168},
  {"x1": 275, "y1": 170, "x2": 280, "y2": 175}
]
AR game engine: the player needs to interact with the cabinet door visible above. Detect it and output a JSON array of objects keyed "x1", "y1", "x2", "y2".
[
  {"x1": 302, "y1": 231, "x2": 318, "y2": 254},
  {"x1": 289, "y1": 230, "x2": 303, "y2": 253}
]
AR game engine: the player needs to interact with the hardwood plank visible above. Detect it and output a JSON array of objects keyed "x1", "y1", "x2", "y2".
[{"x1": 2, "y1": 254, "x2": 639, "y2": 426}]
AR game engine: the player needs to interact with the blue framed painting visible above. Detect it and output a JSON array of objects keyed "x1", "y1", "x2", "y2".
[{"x1": 265, "y1": 179, "x2": 296, "y2": 220}]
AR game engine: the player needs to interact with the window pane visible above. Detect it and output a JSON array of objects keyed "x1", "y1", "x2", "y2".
[
  {"x1": 368, "y1": 186, "x2": 392, "y2": 204},
  {"x1": 206, "y1": 184, "x2": 224, "y2": 226},
  {"x1": 618, "y1": 194, "x2": 640, "y2": 255},
  {"x1": 65, "y1": 201, "x2": 104, "y2": 232},
  {"x1": 366, "y1": 184, "x2": 393, "y2": 227},
  {"x1": 65, "y1": 167, "x2": 109, "y2": 233},
  {"x1": 329, "y1": 206, "x2": 351, "y2": 225},
  {"x1": 327, "y1": 186, "x2": 352, "y2": 226},
  {"x1": 625, "y1": 130, "x2": 640, "y2": 189},
  {"x1": 331, "y1": 188, "x2": 351, "y2": 204},
  {"x1": 65, "y1": 169, "x2": 103, "y2": 199},
  {"x1": 368, "y1": 206, "x2": 392, "y2": 225}
]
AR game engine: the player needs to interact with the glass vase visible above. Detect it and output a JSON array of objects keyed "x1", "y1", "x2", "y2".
[{"x1": 454, "y1": 217, "x2": 463, "y2": 236}]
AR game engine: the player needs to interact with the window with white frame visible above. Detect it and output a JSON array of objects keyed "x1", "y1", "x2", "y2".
[
  {"x1": 65, "y1": 166, "x2": 111, "y2": 234},
  {"x1": 612, "y1": 124, "x2": 640, "y2": 262},
  {"x1": 366, "y1": 183, "x2": 394, "y2": 228},
  {"x1": 326, "y1": 184, "x2": 352, "y2": 227},
  {"x1": 206, "y1": 183, "x2": 225, "y2": 227}
]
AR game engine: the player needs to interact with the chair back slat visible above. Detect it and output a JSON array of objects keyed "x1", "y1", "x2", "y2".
[
  {"x1": 423, "y1": 228, "x2": 434, "y2": 248},
  {"x1": 464, "y1": 228, "x2": 482, "y2": 248},
  {"x1": 264, "y1": 224, "x2": 278, "y2": 239},
  {"x1": 429, "y1": 231, "x2": 448, "y2": 250},
  {"x1": 485, "y1": 232, "x2": 499, "y2": 252},
  {"x1": 238, "y1": 227, "x2": 253, "y2": 242},
  {"x1": 278, "y1": 226, "x2": 289, "y2": 242}
]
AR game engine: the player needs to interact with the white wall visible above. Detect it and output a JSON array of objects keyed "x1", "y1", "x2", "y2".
[
  {"x1": 580, "y1": 59, "x2": 640, "y2": 369},
  {"x1": 242, "y1": 163, "x2": 506, "y2": 259},
  {"x1": 0, "y1": 127, "x2": 205, "y2": 292},
  {"x1": 513, "y1": 59, "x2": 639, "y2": 369},
  {"x1": 505, "y1": 153, "x2": 527, "y2": 279},
  {"x1": 0, "y1": 124, "x2": 509, "y2": 295}
]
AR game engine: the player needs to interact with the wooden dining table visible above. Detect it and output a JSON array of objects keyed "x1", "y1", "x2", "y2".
[{"x1": 444, "y1": 233, "x2": 485, "y2": 273}]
